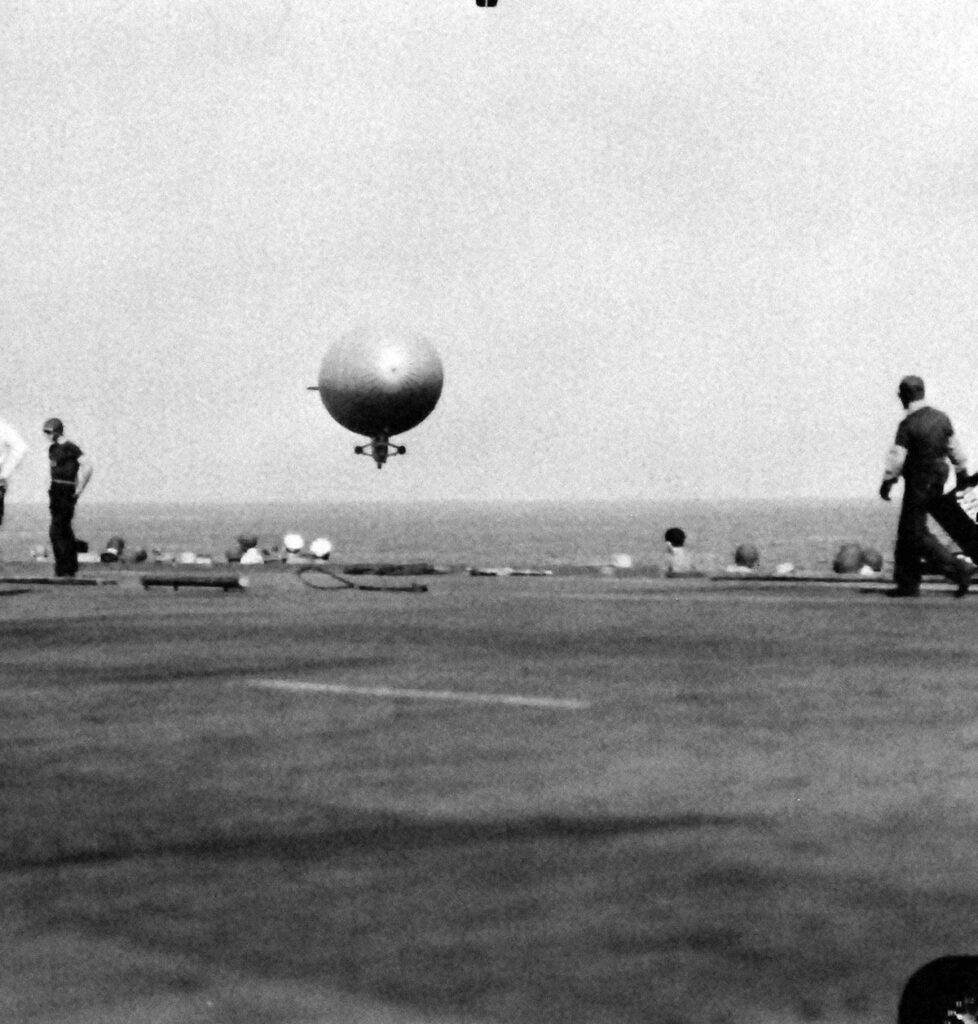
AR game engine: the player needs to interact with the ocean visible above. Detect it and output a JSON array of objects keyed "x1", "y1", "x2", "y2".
[{"x1": 1, "y1": 498, "x2": 900, "y2": 574}]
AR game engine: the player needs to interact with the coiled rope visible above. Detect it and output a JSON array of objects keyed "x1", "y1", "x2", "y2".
[{"x1": 296, "y1": 565, "x2": 428, "y2": 593}]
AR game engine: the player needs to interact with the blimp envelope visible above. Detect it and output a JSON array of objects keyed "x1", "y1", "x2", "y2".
[{"x1": 317, "y1": 328, "x2": 444, "y2": 439}]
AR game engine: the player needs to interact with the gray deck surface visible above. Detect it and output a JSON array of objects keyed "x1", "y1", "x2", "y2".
[{"x1": 2, "y1": 567, "x2": 975, "y2": 1023}]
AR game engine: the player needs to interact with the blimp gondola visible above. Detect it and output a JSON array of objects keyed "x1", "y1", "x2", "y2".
[{"x1": 309, "y1": 328, "x2": 444, "y2": 468}]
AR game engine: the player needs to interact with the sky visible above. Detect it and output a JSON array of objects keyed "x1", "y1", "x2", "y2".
[{"x1": 3, "y1": 0, "x2": 978, "y2": 504}]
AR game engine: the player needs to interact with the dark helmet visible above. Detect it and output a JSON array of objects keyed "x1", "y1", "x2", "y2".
[{"x1": 42, "y1": 417, "x2": 64, "y2": 436}]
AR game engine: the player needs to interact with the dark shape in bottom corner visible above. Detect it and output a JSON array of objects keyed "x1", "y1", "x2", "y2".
[{"x1": 898, "y1": 956, "x2": 978, "y2": 1023}]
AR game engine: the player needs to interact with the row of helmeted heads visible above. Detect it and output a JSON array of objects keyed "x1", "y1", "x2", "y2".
[
  {"x1": 28, "y1": 533, "x2": 335, "y2": 565},
  {"x1": 664, "y1": 526, "x2": 885, "y2": 575},
  {"x1": 228, "y1": 533, "x2": 333, "y2": 564}
]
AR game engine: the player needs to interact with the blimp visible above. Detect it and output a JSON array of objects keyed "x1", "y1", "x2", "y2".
[{"x1": 311, "y1": 328, "x2": 444, "y2": 468}]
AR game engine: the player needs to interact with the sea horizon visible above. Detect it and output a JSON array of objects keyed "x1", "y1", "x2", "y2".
[
  {"x1": 6, "y1": 494, "x2": 884, "y2": 507},
  {"x1": 1, "y1": 496, "x2": 899, "y2": 575}
]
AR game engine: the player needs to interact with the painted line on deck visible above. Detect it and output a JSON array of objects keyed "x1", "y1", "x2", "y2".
[{"x1": 247, "y1": 679, "x2": 591, "y2": 710}]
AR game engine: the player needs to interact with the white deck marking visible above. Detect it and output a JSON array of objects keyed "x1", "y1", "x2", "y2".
[{"x1": 248, "y1": 679, "x2": 591, "y2": 710}]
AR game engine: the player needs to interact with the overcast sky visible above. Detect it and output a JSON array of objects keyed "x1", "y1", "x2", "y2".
[{"x1": 3, "y1": 1, "x2": 978, "y2": 504}]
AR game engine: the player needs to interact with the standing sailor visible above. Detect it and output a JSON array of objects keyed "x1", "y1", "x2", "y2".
[
  {"x1": 43, "y1": 418, "x2": 93, "y2": 578},
  {"x1": 879, "y1": 375, "x2": 973, "y2": 597},
  {"x1": 0, "y1": 416, "x2": 28, "y2": 530}
]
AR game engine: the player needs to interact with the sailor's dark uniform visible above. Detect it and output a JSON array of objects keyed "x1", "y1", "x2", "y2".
[
  {"x1": 48, "y1": 439, "x2": 83, "y2": 577},
  {"x1": 882, "y1": 401, "x2": 967, "y2": 594}
]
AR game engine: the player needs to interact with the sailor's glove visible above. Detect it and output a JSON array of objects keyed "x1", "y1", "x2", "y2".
[
  {"x1": 879, "y1": 479, "x2": 895, "y2": 501},
  {"x1": 956, "y1": 471, "x2": 978, "y2": 492}
]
